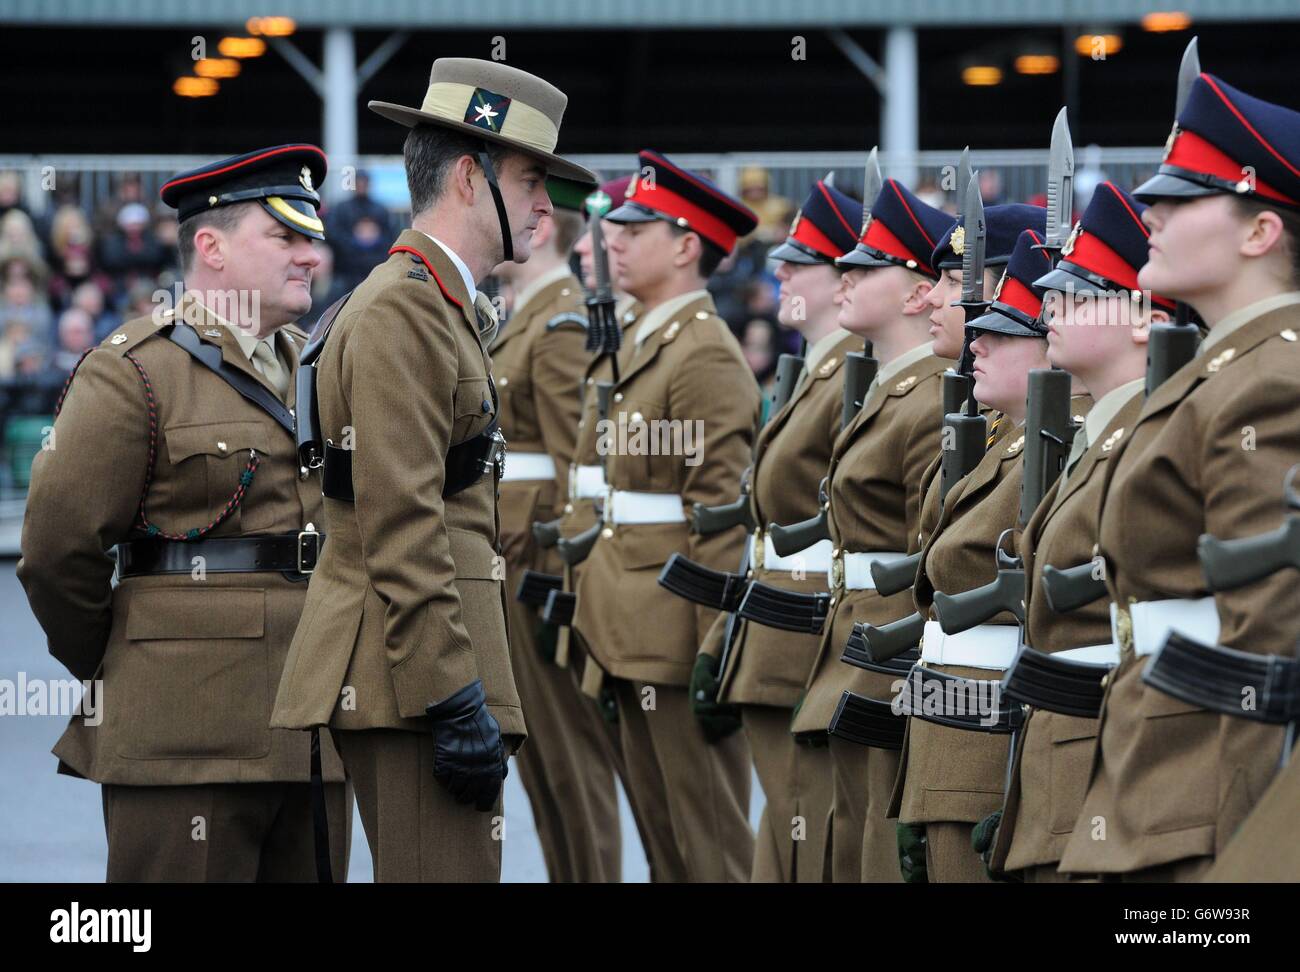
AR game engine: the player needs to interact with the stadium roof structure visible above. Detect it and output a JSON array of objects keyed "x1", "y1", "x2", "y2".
[{"x1": 1, "y1": 0, "x2": 1296, "y2": 28}]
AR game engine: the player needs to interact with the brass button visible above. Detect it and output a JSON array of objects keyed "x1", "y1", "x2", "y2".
[
  {"x1": 601, "y1": 527, "x2": 614, "y2": 540},
  {"x1": 499, "y1": 376, "x2": 509, "y2": 387},
  {"x1": 586, "y1": 377, "x2": 595, "y2": 385},
  {"x1": 613, "y1": 392, "x2": 624, "y2": 403},
  {"x1": 217, "y1": 441, "x2": 227, "y2": 452},
  {"x1": 630, "y1": 411, "x2": 644, "y2": 424},
  {"x1": 564, "y1": 503, "x2": 574, "y2": 514}
]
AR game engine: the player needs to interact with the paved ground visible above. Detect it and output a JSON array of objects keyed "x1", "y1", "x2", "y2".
[{"x1": 0, "y1": 559, "x2": 762, "y2": 882}]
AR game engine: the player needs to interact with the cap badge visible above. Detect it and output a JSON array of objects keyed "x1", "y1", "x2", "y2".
[
  {"x1": 299, "y1": 166, "x2": 313, "y2": 192},
  {"x1": 1206, "y1": 347, "x2": 1236, "y2": 373},
  {"x1": 818, "y1": 356, "x2": 838, "y2": 376},
  {"x1": 950, "y1": 224, "x2": 965, "y2": 256},
  {"x1": 464, "y1": 88, "x2": 511, "y2": 133},
  {"x1": 1101, "y1": 428, "x2": 1124, "y2": 452},
  {"x1": 894, "y1": 374, "x2": 918, "y2": 393}
]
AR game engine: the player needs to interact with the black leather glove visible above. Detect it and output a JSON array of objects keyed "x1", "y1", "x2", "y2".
[
  {"x1": 690, "y1": 652, "x2": 743, "y2": 744},
  {"x1": 897, "y1": 822, "x2": 929, "y2": 883},
  {"x1": 972, "y1": 809, "x2": 1017, "y2": 882},
  {"x1": 425, "y1": 679, "x2": 506, "y2": 812}
]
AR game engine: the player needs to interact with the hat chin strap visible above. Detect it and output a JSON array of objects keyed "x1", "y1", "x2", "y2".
[{"x1": 478, "y1": 146, "x2": 513, "y2": 263}]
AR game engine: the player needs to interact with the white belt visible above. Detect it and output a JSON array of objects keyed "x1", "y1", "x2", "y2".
[
  {"x1": 1111, "y1": 597, "x2": 1220, "y2": 657},
  {"x1": 921, "y1": 620, "x2": 1019, "y2": 670},
  {"x1": 604, "y1": 489, "x2": 687, "y2": 525},
  {"x1": 569, "y1": 464, "x2": 606, "y2": 500},
  {"x1": 763, "y1": 537, "x2": 833, "y2": 574},
  {"x1": 1055, "y1": 643, "x2": 1120, "y2": 665},
  {"x1": 831, "y1": 550, "x2": 909, "y2": 590},
  {"x1": 500, "y1": 451, "x2": 557, "y2": 483}
]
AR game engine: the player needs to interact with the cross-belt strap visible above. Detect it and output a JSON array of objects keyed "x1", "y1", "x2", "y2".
[
  {"x1": 167, "y1": 323, "x2": 294, "y2": 435},
  {"x1": 1112, "y1": 596, "x2": 1220, "y2": 657},
  {"x1": 920, "y1": 619, "x2": 1019, "y2": 670}
]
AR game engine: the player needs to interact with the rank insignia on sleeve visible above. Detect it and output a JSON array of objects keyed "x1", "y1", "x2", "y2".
[
  {"x1": 465, "y1": 88, "x2": 511, "y2": 133},
  {"x1": 407, "y1": 265, "x2": 429, "y2": 281}
]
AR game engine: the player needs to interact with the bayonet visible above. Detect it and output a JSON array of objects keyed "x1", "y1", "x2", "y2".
[{"x1": 1043, "y1": 107, "x2": 1075, "y2": 253}]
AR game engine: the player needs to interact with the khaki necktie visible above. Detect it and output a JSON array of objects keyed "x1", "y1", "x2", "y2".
[
  {"x1": 251, "y1": 338, "x2": 290, "y2": 402},
  {"x1": 1059, "y1": 424, "x2": 1090, "y2": 487}
]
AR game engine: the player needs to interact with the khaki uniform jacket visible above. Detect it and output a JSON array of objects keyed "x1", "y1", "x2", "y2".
[
  {"x1": 894, "y1": 394, "x2": 1091, "y2": 825},
  {"x1": 1061, "y1": 306, "x2": 1300, "y2": 874},
  {"x1": 18, "y1": 298, "x2": 344, "y2": 785},
  {"x1": 271, "y1": 230, "x2": 524, "y2": 740},
  {"x1": 491, "y1": 271, "x2": 587, "y2": 575},
  {"x1": 573, "y1": 293, "x2": 760, "y2": 685},
  {"x1": 789, "y1": 351, "x2": 949, "y2": 735},
  {"x1": 994, "y1": 390, "x2": 1143, "y2": 873},
  {"x1": 717, "y1": 332, "x2": 860, "y2": 708}
]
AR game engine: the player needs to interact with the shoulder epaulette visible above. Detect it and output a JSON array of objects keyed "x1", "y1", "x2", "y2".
[{"x1": 102, "y1": 313, "x2": 174, "y2": 356}]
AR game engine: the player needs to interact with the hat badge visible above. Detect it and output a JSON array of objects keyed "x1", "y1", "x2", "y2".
[
  {"x1": 1061, "y1": 221, "x2": 1083, "y2": 257},
  {"x1": 950, "y1": 224, "x2": 965, "y2": 256},
  {"x1": 299, "y1": 166, "x2": 313, "y2": 191}
]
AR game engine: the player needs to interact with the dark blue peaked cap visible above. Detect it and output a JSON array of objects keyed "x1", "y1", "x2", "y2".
[
  {"x1": 932, "y1": 203, "x2": 1047, "y2": 271},
  {"x1": 1035, "y1": 182, "x2": 1176, "y2": 311},
  {"x1": 836, "y1": 179, "x2": 955, "y2": 279},
  {"x1": 968, "y1": 229, "x2": 1054, "y2": 338},
  {"x1": 770, "y1": 180, "x2": 864, "y2": 265},
  {"x1": 1137, "y1": 73, "x2": 1300, "y2": 210}
]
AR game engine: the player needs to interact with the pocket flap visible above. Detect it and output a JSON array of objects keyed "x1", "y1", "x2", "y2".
[
  {"x1": 126, "y1": 588, "x2": 265, "y2": 640},
  {"x1": 1141, "y1": 684, "x2": 1207, "y2": 719},
  {"x1": 1049, "y1": 712, "x2": 1100, "y2": 744},
  {"x1": 447, "y1": 527, "x2": 501, "y2": 580},
  {"x1": 454, "y1": 378, "x2": 493, "y2": 419},
  {"x1": 617, "y1": 522, "x2": 690, "y2": 570},
  {"x1": 165, "y1": 421, "x2": 270, "y2": 462}
]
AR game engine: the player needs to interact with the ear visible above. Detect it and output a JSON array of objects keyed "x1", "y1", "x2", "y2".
[
  {"x1": 192, "y1": 224, "x2": 225, "y2": 271},
  {"x1": 452, "y1": 153, "x2": 480, "y2": 206},
  {"x1": 1241, "y1": 208, "x2": 1286, "y2": 259},
  {"x1": 1133, "y1": 304, "x2": 1168, "y2": 345},
  {"x1": 901, "y1": 275, "x2": 932, "y2": 316},
  {"x1": 531, "y1": 214, "x2": 556, "y2": 250},
  {"x1": 672, "y1": 229, "x2": 703, "y2": 270}
]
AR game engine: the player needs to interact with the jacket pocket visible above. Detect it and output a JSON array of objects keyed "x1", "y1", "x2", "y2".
[
  {"x1": 452, "y1": 377, "x2": 494, "y2": 445},
  {"x1": 1047, "y1": 713, "x2": 1099, "y2": 834},
  {"x1": 113, "y1": 587, "x2": 270, "y2": 760},
  {"x1": 617, "y1": 521, "x2": 690, "y2": 570},
  {"x1": 446, "y1": 527, "x2": 516, "y2": 709},
  {"x1": 1136, "y1": 684, "x2": 1218, "y2": 835},
  {"x1": 163, "y1": 421, "x2": 270, "y2": 533}
]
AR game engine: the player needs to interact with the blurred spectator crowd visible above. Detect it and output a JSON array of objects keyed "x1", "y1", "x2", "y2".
[{"x1": 0, "y1": 161, "x2": 991, "y2": 489}]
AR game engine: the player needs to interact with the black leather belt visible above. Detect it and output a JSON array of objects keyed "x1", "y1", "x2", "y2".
[
  {"x1": 322, "y1": 423, "x2": 505, "y2": 502},
  {"x1": 115, "y1": 531, "x2": 323, "y2": 579},
  {"x1": 899, "y1": 664, "x2": 1026, "y2": 734}
]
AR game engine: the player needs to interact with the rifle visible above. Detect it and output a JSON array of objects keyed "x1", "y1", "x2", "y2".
[
  {"x1": 766, "y1": 476, "x2": 831, "y2": 557},
  {"x1": 839, "y1": 149, "x2": 885, "y2": 430},
  {"x1": 939, "y1": 171, "x2": 990, "y2": 501}
]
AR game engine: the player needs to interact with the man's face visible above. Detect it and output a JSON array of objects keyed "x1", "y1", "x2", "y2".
[
  {"x1": 609, "y1": 219, "x2": 679, "y2": 299},
  {"x1": 221, "y1": 205, "x2": 321, "y2": 332},
  {"x1": 486, "y1": 151, "x2": 552, "y2": 265}
]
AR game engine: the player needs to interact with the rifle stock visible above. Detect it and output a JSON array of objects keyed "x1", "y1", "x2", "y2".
[
  {"x1": 870, "y1": 551, "x2": 922, "y2": 597},
  {"x1": 840, "y1": 345, "x2": 877, "y2": 430},
  {"x1": 859, "y1": 611, "x2": 927, "y2": 663},
  {"x1": 1040, "y1": 561, "x2": 1108, "y2": 613}
]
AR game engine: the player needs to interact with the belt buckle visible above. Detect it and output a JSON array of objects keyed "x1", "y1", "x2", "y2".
[
  {"x1": 830, "y1": 551, "x2": 844, "y2": 591},
  {"x1": 297, "y1": 523, "x2": 321, "y2": 574}
]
